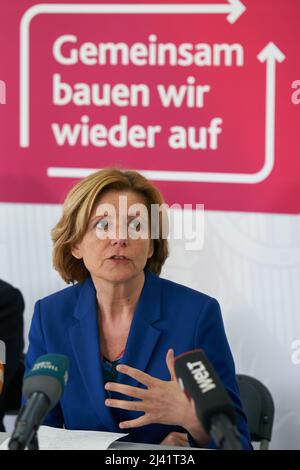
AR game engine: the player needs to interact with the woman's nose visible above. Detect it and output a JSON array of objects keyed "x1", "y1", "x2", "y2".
[
  {"x1": 110, "y1": 238, "x2": 128, "y2": 247},
  {"x1": 110, "y1": 222, "x2": 128, "y2": 246}
]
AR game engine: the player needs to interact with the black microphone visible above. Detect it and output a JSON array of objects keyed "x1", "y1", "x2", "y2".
[
  {"x1": 174, "y1": 349, "x2": 243, "y2": 450},
  {"x1": 8, "y1": 353, "x2": 69, "y2": 450}
]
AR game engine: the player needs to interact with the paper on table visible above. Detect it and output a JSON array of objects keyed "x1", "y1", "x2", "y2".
[{"x1": 0, "y1": 425, "x2": 128, "y2": 450}]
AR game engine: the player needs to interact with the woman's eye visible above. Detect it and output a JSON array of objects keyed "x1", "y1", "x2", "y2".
[
  {"x1": 129, "y1": 219, "x2": 141, "y2": 231},
  {"x1": 96, "y1": 219, "x2": 109, "y2": 231}
]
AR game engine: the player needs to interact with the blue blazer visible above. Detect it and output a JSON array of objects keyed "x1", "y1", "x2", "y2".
[{"x1": 25, "y1": 269, "x2": 251, "y2": 449}]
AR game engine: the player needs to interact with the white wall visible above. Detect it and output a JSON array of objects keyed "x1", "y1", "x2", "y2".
[{"x1": 0, "y1": 202, "x2": 299, "y2": 449}]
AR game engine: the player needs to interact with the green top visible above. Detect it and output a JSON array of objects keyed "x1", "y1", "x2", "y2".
[{"x1": 101, "y1": 351, "x2": 124, "y2": 399}]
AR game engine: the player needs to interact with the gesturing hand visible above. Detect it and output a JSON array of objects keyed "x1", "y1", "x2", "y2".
[{"x1": 104, "y1": 349, "x2": 209, "y2": 445}]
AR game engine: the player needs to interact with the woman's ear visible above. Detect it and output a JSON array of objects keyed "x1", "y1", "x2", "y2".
[
  {"x1": 71, "y1": 244, "x2": 82, "y2": 259},
  {"x1": 147, "y1": 240, "x2": 154, "y2": 259}
]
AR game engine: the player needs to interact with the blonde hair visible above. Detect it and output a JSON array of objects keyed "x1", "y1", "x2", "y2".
[{"x1": 52, "y1": 168, "x2": 169, "y2": 283}]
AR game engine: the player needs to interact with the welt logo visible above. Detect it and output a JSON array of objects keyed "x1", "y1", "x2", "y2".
[{"x1": 0, "y1": 80, "x2": 6, "y2": 104}]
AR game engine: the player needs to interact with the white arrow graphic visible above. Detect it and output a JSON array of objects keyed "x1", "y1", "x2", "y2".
[
  {"x1": 47, "y1": 42, "x2": 286, "y2": 185},
  {"x1": 202, "y1": 0, "x2": 246, "y2": 24},
  {"x1": 228, "y1": 0, "x2": 246, "y2": 24},
  {"x1": 256, "y1": 42, "x2": 286, "y2": 183},
  {"x1": 20, "y1": 2, "x2": 246, "y2": 148}
]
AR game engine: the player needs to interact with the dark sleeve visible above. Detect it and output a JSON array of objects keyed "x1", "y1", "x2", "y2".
[
  {"x1": 0, "y1": 283, "x2": 24, "y2": 391},
  {"x1": 188, "y1": 297, "x2": 252, "y2": 450},
  {"x1": 25, "y1": 300, "x2": 64, "y2": 428}
]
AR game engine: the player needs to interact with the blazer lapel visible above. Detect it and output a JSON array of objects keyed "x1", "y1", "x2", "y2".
[
  {"x1": 68, "y1": 277, "x2": 119, "y2": 432},
  {"x1": 118, "y1": 270, "x2": 163, "y2": 390}
]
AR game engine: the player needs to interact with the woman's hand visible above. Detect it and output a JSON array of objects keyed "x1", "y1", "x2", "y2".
[
  {"x1": 104, "y1": 349, "x2": 210, "y2": 446},
  {"x1": 160, "y1": 432, "x2": 189, "y2": 447}
]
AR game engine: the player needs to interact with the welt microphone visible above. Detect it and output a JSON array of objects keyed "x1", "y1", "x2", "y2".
[
  {"x1": 174, "y1": 349, "x2": 243, "y2": 450},
  {"x1": 8, "y1": 353, "x2": 69, "y2": 450}
]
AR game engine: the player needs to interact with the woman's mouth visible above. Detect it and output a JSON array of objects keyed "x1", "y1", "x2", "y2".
[{"x1": 108, "y1": 255, "x2": 130, "y2": 263}]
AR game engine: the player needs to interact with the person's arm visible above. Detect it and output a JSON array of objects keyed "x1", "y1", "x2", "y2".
[
  {"x1": 25, "y1": 300, "x2": 64, "y2": 428},
  {"x1": 188, "y1": 297, "x2": 252, "y2": 450},
  {"x1": 102, "y1": 297, "x2": 252, "y2": 449},
  {"x1": 0, "y1": 284, "x2": 24, "y2": 392},
  {"x1": 0, "y1": 283, "x2": 25, "y2": 431}
]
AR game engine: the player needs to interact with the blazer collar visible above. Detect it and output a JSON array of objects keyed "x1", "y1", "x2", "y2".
[
  {"x1": 69, "y1": 276, "x2": 119, "y2": 431},
  {"x1": 68, "y1": 270, "x2": 163, "y2": 428},
  {"x1": 118, "y1": 269, "x2": 163, "y2": 388}
]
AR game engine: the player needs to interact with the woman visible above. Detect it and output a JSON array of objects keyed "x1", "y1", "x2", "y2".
[{"x1": 25, "y1": 168, "x2": 251, "y2": 448}]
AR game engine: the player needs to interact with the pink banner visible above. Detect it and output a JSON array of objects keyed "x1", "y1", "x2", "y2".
[{"x1": 0, "y1": 0, "x2": 299, "y2": 213}]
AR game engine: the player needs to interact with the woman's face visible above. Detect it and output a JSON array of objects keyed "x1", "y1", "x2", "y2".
[{"x1": 72, "y1": 190, "x2": 154, "y2": 284}]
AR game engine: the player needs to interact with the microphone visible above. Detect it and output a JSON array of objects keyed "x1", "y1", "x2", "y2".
[
  {"x1": 8, "y1": 353, "x2": 69, "y2": 450},
  {"x1": 0, "y1": 362, "x2": 4, "y2": 394},
  {"x1": 174, "y1": 349, "x2": 243, "y2": 450}
]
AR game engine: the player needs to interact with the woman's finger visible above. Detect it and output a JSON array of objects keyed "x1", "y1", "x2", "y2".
[
  {"x1": 105, "y1": 397, "x2": 145, "y2": 412},
  {"x1": 116, "y1": 364, "x2": 156, "y2": 388},
  {"x1": 119, "y1": 415, "x2": 150, "y2": 429},
  {"x1": 104, "y1": 382, "x2": 147, "y2": 399},
  {"x1": 160, "y1": 432, "x2": 189, "y2": 447},
  {"x1": 166, "y1": 348, "x2": 176, "y2": 381}
]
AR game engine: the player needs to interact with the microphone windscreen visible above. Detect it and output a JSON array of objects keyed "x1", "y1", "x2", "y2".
[
  {"x1": 23, "y1": 354, "x2": 69, "y2": 408},
  {"x1": 174, "y1": 349, "x2": 236, "y2": 433}
]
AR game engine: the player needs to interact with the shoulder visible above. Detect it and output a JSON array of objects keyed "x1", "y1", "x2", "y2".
[
  {"x1": 148, "y1": 271, "x2": 221, "y2": 320},
  {"x1": 39, "y1": 281, "x2": 82, "y2": 304},
  {"x1": 147, "y1": 272, "x2": 225, "y2": 347},
  {"x1": 36, "y1": 281, "x2": 84, "y2": 314},
  {"x1": 156, "y1": 272, "x2": 217, "y2": 309},
  {"x1": 0, "y1": 279, "x2": 24, "y2": 311},
  {"x1": 31, "y1": 280, "x2": 89, "y2": 330}
]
